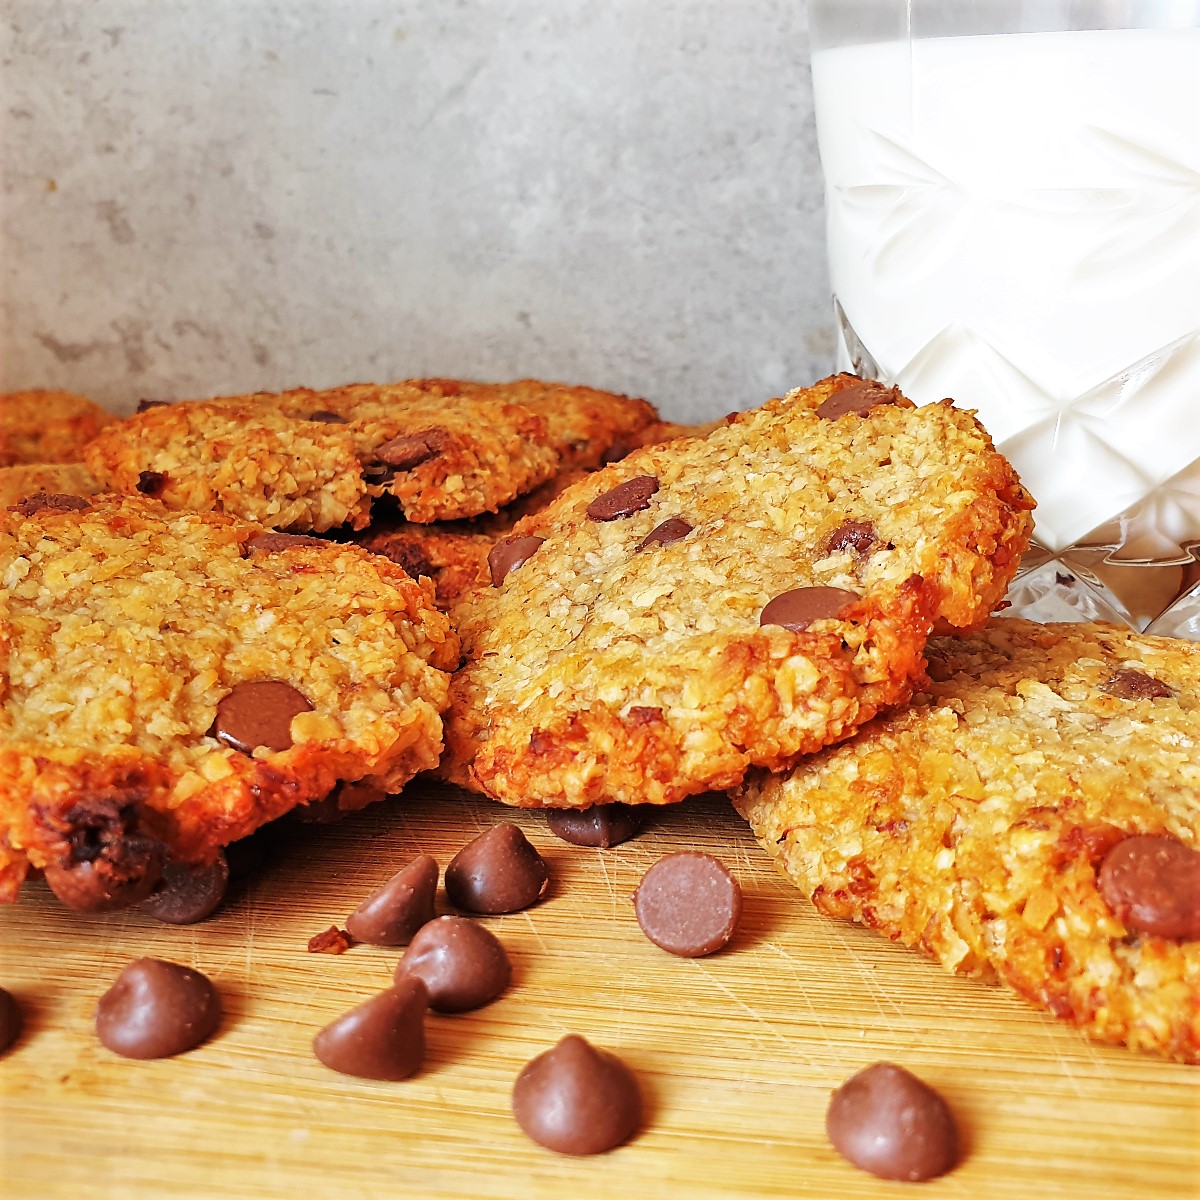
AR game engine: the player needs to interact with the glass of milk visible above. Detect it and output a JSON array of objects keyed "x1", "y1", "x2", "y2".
[{"x1": 808, "y1": 0, "x2": 1200, "y2": 637}]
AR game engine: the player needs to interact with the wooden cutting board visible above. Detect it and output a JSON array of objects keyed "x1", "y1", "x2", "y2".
[{"x1": 1, "y1": 785, "x2": 1196, "y2": 1199}]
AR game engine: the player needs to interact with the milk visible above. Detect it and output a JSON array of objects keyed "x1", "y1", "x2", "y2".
[{"x1": 812, "y1": 29, "x2": 1200, "y2": 559}]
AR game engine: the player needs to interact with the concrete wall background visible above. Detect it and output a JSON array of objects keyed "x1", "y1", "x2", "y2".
[{"x1": 0, "y1": 1, "x2": 830, "y2": 419}]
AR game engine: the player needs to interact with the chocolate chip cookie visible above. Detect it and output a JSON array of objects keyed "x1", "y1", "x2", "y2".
[
  {"x1": 0, "y1": 390, "x2": 119, "y2": 467},
  {"x1": 83, "y1": 378, "x2": 660, "y2": 532},
  {"x1": 0, "y1": 494, "x2": 458, "y2": 908},
  {"x1": 733, "y1": 618, "x2": 1200, "y2": 1062},
  {"x1": 446, "y1": 375, "x2": 1033, "y2": 808}
]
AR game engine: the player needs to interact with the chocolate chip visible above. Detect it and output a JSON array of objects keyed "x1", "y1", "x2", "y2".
[
  {"x1": 488, "y1": 535, "x2": 546, "y2": 587},
  {"x1": 312, "y1": 979, "x2": 428, "y2": 1080},
  {"x1": 246, "y1": 531, "x2": 327, "y2": 553},
  {"x1": 135, "y1": 470, "x2": 167, "y2": 496},
  {"x1": 95, "y1": 958, "x2": 222, "y2": 1059},
  {"x1": 444, "y1": 823, "x2": 549, "y2": 914},
  {"x1": 759, "y1": 586, "x2": 859, "y2": 632},
  {"x1": 10, "y1": 491, "x2": 92, "y2": 517},
  {"x1": 1101, "y1": 668, "x2": 1174, "y2": 700},
  {"x1": 210, "y1": 680, "x2": 313, "y2": 754},
  {"x1": 369, "y1": 538, "x2": 435, "y2": 580},
  {"x1": 824, "y1": 520, "x2": 877, "y2": 556},
  {"x1": 361, "y1": 462, "x2": 397, "y2": 485},
  {"x1": 394, "y1": 915, "x2": 511, "y2": 1012},
  {"x1": 374, "y1": 431, "x2": 443, "y2": 470},
  {"x1": 292, "y1": 778, "x2": 388, "y2": 824},
  {"x1": 0, "y1": 988, "x2": 22, "y2": 1054},
  {"x1": 636, "y1": 517, "x2": 692, "y2": 551},
  {"x1": 826, "y1": 1062, "x2": 960, "y2": 1182},
  {"x1": 633, "y1": 852, "x2": 742, "y2": 957},
  {"x1": 307, "y1": 409, "x2": 348, "y2": 424},
  {"x1": 816, "y1": 378, "x2": 900, "y2": 419},
  {"x1": 600, "y1": 439, "x2": 635, "y2": 464},
  {"x1": 136, "y1": 398, "x2": 169, "y2": 412},
  {"x1": 546, "y1": 805, "x2": 645, "y2": 848},
  {"x1": 43, "y1": 814, "x2": 165, "y2": 914},
  {"x1": 346, "y1": 854, "x2": 439, "y2": 946},
  {"x1": 139, "y1": 852, "x2": 229, "y2": 925},
  {"x1": 1097, "y1": 835, "x2": 1200, "y2": 940},
  {"x1": 586, "y1": 475, "x2": 659, "y2": 521},
  {"x1": 512, "y1": 1035, "x2": 642, "y2": 1155}
]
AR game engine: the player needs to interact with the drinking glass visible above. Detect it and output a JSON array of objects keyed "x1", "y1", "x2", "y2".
[{"x1": 807, "y1": 0, "x2": 1200, "y2": 636}]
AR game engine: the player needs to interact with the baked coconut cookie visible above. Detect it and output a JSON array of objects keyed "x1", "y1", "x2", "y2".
[
  {"x1": 0, "y1": 389, "x2": 119, "y2": 467},
  {"x1": 0, "y1": 494, "x2": 458, "y2": 909},
  {"x1": 445, "y1": 375, "x2": 1033, "y2": 807},
  {"x1": 733, "y1": 618, "x2": 1200, "y2": 1062},
  {"x1": 83, "y1": 378, "x2": 659, "y2": 532}
]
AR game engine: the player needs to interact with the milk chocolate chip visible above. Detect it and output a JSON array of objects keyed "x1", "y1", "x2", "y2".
[
  {"x1": 512, "y1": 1035, "x2": 642, "y2": 1155},
  {"x1": 11, "y1": 492, "x2": 91, "y2": 516},
  {"x1": 488, "y1": 535, "x2": 546, "y2": 587},
  {"x1": 210, "y1": 680, "x2": 313, "y2": 754},
  {"x1": 633, "y1": 852, "x2": 742, "y2": 957},
  {"x1": 136, "y1": 398, "x2": 169, "y2": 412},
  {"x1": 139, "y1": 852, "x2": 229, "y2": 925},
  {"x1": 760, "y1": 586, "x2": 859, "y2": 632},
  {"x1": 346, "y1": 854, "x2": 439, "y2": 946},
  {"x1": 312, "y1": 978, "x2": 428, "y2": 1080},
  {"x1": 0, "y1": 988, "x2": 22, "y2": 1054},
  {"x1": 546, "y1": 804, "x2": 645, "y2": 848},
  {"x1": 826, "y1": 1062, "x2": 959, "y2": 1182},
  {"x1": 586, "y1": 475, "x2": 659, "y2": 521},
  {"x1": 247, "y1": 531, "x2": 327, "y2": 553},
  {"x1": 374, "y1": 431, "x2": 443, "y2": 470},
  {"x1": 1101, "y1": 668, "x2": 1174, "y2": 700},
  {"x1": 1097, "y1": 834, "x2": 1200, "y2": 940},
  {"x1": 135, "y1": 470, "x2": 167, "y2": 496},
  {"x1": 307, "y1": 409, "x2": 348, "y2": 423},
  {"x1": 824, "y1": 520, "x2": 877, "y2": 556},
  {"x1": 816, "y1": 379, "x2": 900, "y2": 419},
  {"x1": 43, "y1": 802, "x2": 165, "y2": 913},
  {"x1": 95, "y1": 958, "x2": 222, "y2": 1059},
  {"x1": 636, "y1": 517, "x2": 693, "y2": 551},
  {"x1": 394, "y1": 915, "x2": 511, "y2": 1012},
  {"x1": 445, "y1": 823, "x2": 549, "y2": 914}
]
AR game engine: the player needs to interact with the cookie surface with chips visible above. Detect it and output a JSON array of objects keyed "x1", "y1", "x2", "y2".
[
  {"x1": 83, "y1": 378, "x2": 658, "y2": 531},
  {"x1": 0, "y1": 390, "x2": 119, "y2": 467},
  {"x1": 733, "y1": 618, "x2": 1200, "y2": 1062},
  {"x1": 446, "y1": 375, "x2": 1033, "y2": 807},
  {"x1": 0, "y1": 494, "x2": 458, "y2": 907},
  {"x1": 351, "y1": 425, "x2": 720, "y2": 612}
]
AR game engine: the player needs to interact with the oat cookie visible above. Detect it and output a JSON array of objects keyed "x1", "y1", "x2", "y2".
[
  {"x1": 0, "y1": 494, "x2": 458, "y2": 907},
  {"x1": 0, "y1": 463, "x2": 100, "y2": 508},
  {"x1": 445, "y1": 375, "x2": 1033, "y2": 808},
  {"x1": 0, "y1": 390, "x2": 118, "y2": 467},
  {"x1": 733, "y1": 618, "x2": 1200, "y2": 1062},
  {"x1": 83, "y1": 378, "x2": 658, "y2": 532}
]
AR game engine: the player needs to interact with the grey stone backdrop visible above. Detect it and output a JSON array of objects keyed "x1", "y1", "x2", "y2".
[{"x1": 0, "y1": 0, "x2": 830, "y2": 419}]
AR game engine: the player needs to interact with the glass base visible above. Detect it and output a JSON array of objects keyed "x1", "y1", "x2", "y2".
[{"x1": 1002, "y1": 545, "x2": 1200, "y2": 640}]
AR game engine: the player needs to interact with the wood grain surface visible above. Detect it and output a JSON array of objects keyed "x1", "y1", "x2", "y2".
[{"x1": 1, "y1": 785, "x2": 1196, "y2": 1199}]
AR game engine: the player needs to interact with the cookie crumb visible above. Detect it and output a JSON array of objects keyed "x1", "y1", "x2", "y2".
[{"x1": 308, "y1": 926, "x2": 353, "y2": 954}]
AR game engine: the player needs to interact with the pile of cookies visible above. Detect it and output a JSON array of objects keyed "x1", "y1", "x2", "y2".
[{"x1": 2, "y1": 373, "x2": 1197, "y2": 1083}]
